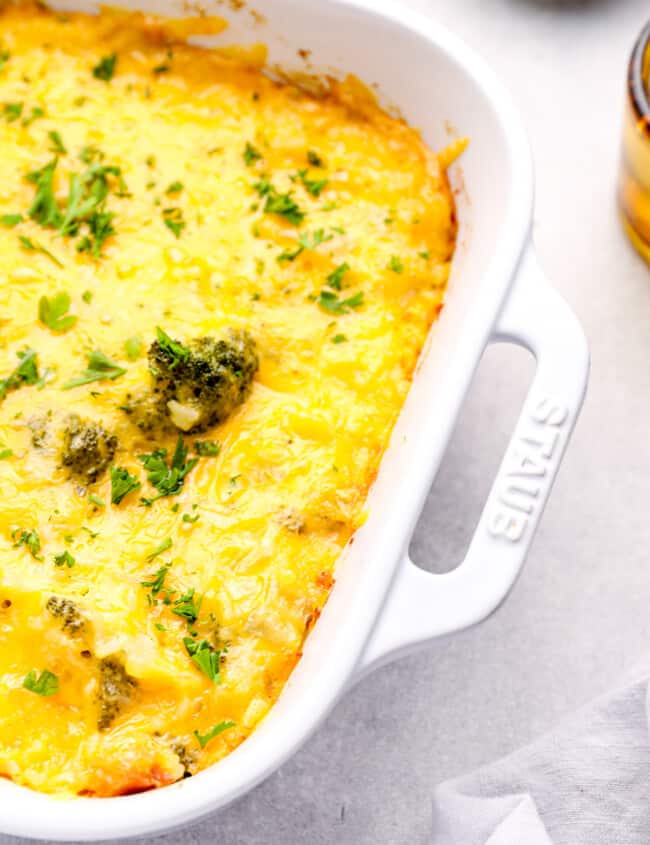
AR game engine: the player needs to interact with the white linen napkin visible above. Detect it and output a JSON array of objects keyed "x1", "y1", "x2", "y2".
[{"x1": 432, "y1": 661, "x2": 650, "y2": 844}]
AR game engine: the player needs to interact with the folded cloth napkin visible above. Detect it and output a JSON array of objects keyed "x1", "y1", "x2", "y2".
[{"x1": 432, "y1": 661, "x2": 650, "y2": 844}]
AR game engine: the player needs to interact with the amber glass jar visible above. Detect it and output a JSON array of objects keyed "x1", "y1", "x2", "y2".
[{"x1": 620, "y1": 22, "x2": 650, "y2": 262}]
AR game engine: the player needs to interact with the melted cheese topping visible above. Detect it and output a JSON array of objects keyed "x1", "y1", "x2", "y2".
[{"x1": 0, "y1": 3, "x2": 460, "y2": 796}]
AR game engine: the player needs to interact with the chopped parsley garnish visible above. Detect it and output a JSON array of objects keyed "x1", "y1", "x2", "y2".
[
  {"x1": 0, "y1": 448, "x2": 12, "y2": 459},
  {"x1": 81, "y1": 290, "x2": 93, "y2": 304},
  {"x1": 3, "y1": 102, "x2": 23, "y2": 122},
  {"x1": 26, "y1": 157, "x2": 124, "y2": 257},
  {"x1": 419, "y1": 249, "x2": 430, "y2": 260},
  {"x1": 62, "y1": 350, "x2": 127, "y2": 389},
  {"x1": 79, "y1": 145, "x2": 103, "y2": 164},
  {"x1": 76, "y1": 209, "x2": 116, "y2": 257},
  {"x1": 0, "y1": 50, "x2": 9, "y2": 73},
  {"x1": 194, "y1": 721, "x2": 235, "y2": 748},
  {"x1": 38, "y1": 292, "x2": 77, "y2": 332},
  {"x1": 243, "y1": 142, "x2": 262, "y2": 167},
  {"x1": 53, "y1": 550, "x2": 75, "y2": 568},
  {"x1": 59, "y1": 163, "x2": 123, "y2": 234},
  {"x1": 162, "y1": 206, "x2": 185, "y2": 238},
  {"x1": 277, "y1": 228, "x2": 333, "y2": 263},
  {"x1": 388, "y1": 255, "x2": 404, "y2": 273},
  {"x1": 155, "y1": 326, "x2": 189, "y2": 369},
  {"x1": 316, "y1": 290, "x2": 364, "y2": 315},
  {"x1": 13, "y1": 528, "x2": 42, "y2": 559},
  {"x1": 195, "y1": 440, "x2": 220, "y2": 457},
  {"x1": 23, "y1": 669, "x2": 59, "y2": 697},
  {"x1": 0, "y1": 348, "x2": 40, "y2": 400},
  {"x1": 183, "y1": 638, "x2": 221, "y2": 682},
  {"x1": 88, "y1": 494, "x2": 105, "y2": 508},
  {"x1": 138, "y1": 435, "x2": 198, "y2": 504},
  {"x1": 166, "y1": 181, "x2": 183, "y2": 195},
  {"x1": 92, "y1": 53, "x2": 117, "y2": 82},
  {"x1": 22, "y1": 106, "x2": 45, "y2": 127},
  {"x1": 298, "y1": 169, "x2": 328, "y2": 197},
  {"x1": 146, "y1": 537, "x2": 172, "y2": 562},
  {"x1": 182, "y1": 512, "x2": 200, "y2": 524},
  {"x1": 141, "y1": 563, "x2": 171, "y2": 597},
  {"x1": 0, "y1": 214, "x2": 22, "y2": 227},
  {"x1": 26, "y1": 159, "x2": 60, "y2": 227},
  {"x1": 253, "y1": 179, "x2": 304, "y2": 226},
  {"x1": 331, "y1": 333, "x2": 347, "y2": 344},
  {"x1": 110, "y1": 466, "x2": 141, "y2": 505},
  {"x1": 19, "y1": 235, "x2": 63, "y2": 268},
  {"x1": 124, "y1": 336, "x2": 143, "y2": 360},
  {"x1": 307, "y1": 150, "x2": 324, "y2": 167},
  {"x1": 172, "y1": 588, "x2": 201, "y2": 623},
  {"x1": 47, "y1": 130, "x2": 67, "y2": 154},
  {"x1": 326, "y1": 262, "x2": 349, "y2": 291}
]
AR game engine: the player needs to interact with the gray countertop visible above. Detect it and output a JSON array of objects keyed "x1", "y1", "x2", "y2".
[{"x1": 5, "y1": 1, "x2": 650, "y2": 843}]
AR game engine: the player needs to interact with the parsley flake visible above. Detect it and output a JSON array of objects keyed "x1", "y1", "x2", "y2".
[
  {"x1": 141, "y1": 563, "x2": 171, "y2": 598},
  {"x1": 22, "y1": 106, "x2": 44, "y2": 127},
  {"x1": 307, "y1": 150, "x2": 324, "y2": 167},
  {"x1": 298, "y1": 168, "x2": 328, "y2": 197},
  {"x1": 23, "y1": 669, "x2": 59, "y2": 696},
  {"x1": 138, "y1": 435, "x2": 198, "y2": 504},
  {"x1": 0, "y1": 214, "x2": 23, "y2": 227},
  {"x1": 110, "y1": 466, "x2": 141, "y2": 505},
  {"x1": 92, "y1": 53, "x2": 117, "y2": 82},
  {"x1": 53, "y1": 549, "x2": 75, "y2": 568},
  {"x1": 19, "y1": 235, "x2": 63, "y2": 268},
  {"x1": 195, "y1": 440, "x2": 220, "y2": 457},
  {"x1": 13, "y1": 528, "x2": 42, "y2": 560},
  {"x1": 47, "y1": 130, "x2": 67, "y2": 154},
  {"x1": 3, "y1": 102, "x2": 23, "y2": 123},
  {"x1": 155, "y1": 327, "x2": 189, "y2": 369},
  {"x1": 194, "y1": 721, "x2": 235, "y2": 748},
  {"x1": 0, "y1": 348, "x2": 40, "y2": 400},
  {"x1": 162, "y1": 206, "x2": 185, "y2": 238},
  {"x1": 124, "y1": 336, "x2": 143, "y2": 360},
  {"x1": 277, "y1": 228, "x2": 332, "y2": 263},
  {"x1": 243, "y1": 142, "x2": 262, "y2": 167},
  {"x1": 253, "y1": 179, "x2": 304, "y2": 226},
  {"x1": 172, "y1": 588, "x2": 201, "y2": 623},
  {"x1": 326, "y1": 262, "x2": 349, "y2": 291},
  {"x1": 147, "y1": 537, "x2": 172, "y2": 562},
  {"x1": 38, "y1": 292, "x2": 77, "y2": 332},
  {"x1": 316, "y1": 290, "x2": 364, "y2": 315},
  {"x1": 62, "y1": 350, "x2": 127, "y2": 390},
  {"x1": 183, "y1": 638, "x2": 221, "y2": 682},
  {"x1": 388, "y1": 255, "x2": 404, "y2": 273}
]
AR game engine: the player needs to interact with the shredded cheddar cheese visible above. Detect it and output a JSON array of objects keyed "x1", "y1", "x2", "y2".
[{"x1": 0, "y1": 3, "x2": 461, "y2": 796}]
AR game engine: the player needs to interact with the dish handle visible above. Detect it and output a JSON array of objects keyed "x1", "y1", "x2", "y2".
[{"x1": 356, "y1": 245, "x2": 589, "y2": 677}]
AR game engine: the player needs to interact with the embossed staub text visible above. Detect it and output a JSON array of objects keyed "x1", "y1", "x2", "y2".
[{"x1": 487, "y1": 395, "x2": 569, "y2": 543}]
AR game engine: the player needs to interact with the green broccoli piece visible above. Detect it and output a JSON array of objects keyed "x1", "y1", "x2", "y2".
[
  {"x1": 61, "y1": 414, "x2": 118, "y2": 484},
  {"x1": 46, "y1": 596, "x2": 86, "y2": 635},
  {"x1": 171, "y1": 741, "x2": 199, "y2": 777},
  {"x1": 97, "y1": 656, "x2": 137, "y2": 731},
  {"x1": 123, "y1": 328, "x2": 258, "y2": 434}
]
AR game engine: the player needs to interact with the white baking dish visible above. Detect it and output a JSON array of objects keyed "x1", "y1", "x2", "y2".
[{"x1": 0, "y1": 0, "x2": 589, "y2": 839}]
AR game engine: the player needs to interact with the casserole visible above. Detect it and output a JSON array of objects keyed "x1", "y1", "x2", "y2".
[{"x1": 0, "y1": 0, "x2": 589, "y2": 839}]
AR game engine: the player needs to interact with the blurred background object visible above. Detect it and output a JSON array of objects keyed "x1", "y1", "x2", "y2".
[{"x1": 619, "y1": 20, "x2": 650, "y2": 262}]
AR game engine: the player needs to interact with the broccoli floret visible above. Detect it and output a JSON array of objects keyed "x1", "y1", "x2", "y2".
[
  {"x1": 97, "y1": 657, "x2": 137, "y2": 731},
  {"x1": 124, "y1": 328, "x2": 258, "y2": 434},
  {"x1": 171, "y1": 741, "x2": 199, "y2": 777},
  {"x1": 61, "y1": 414, "x2": 118, "y2": 484},
  {"x1": 46, "y1": 596, "x2": 85, "y2": 635}
]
